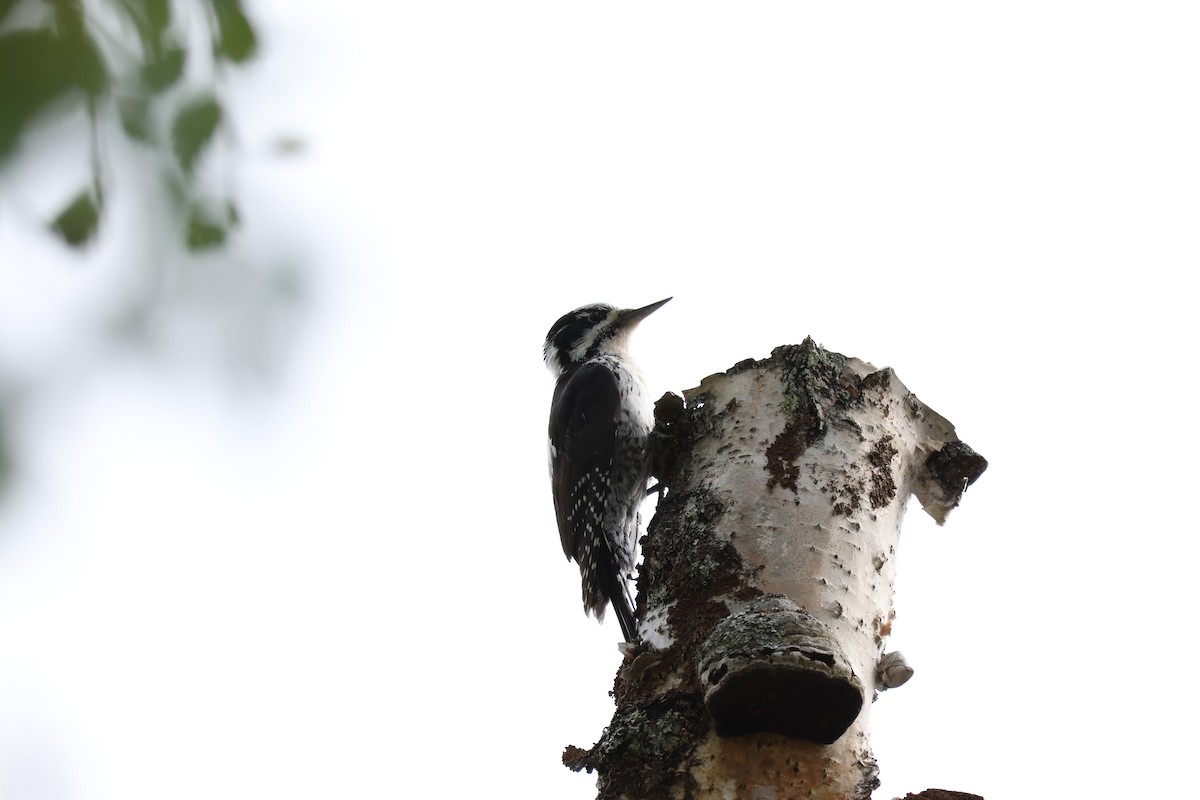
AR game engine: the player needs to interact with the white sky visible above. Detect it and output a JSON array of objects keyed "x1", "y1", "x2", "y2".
[{"x1": 2, "y1": 2, "x2": 1199, "y2": 798}]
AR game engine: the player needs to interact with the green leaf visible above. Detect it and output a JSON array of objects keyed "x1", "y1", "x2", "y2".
[
  {"x1": 172, "y1": 95, "x2": 222, "y2": 173},
  {"x1": 49, "y1": 189, "x2": 102, "y2": 247},
  {"x1": 112, "y1": 0, "x2": 172, "y2": 54},
  {"x1": 68, "y1": 29, "x2": 110, "y2": 97},
  {"x1": 49, "y1": 0, "x2": 108, "y2": 97},
  {"x1": 0, "y1": 30, "x2": 76, "y2": 161},
  {"x1": 118, "y1": 95, "x2": 152, "y2": 141},
  {"x1": 51, "y1": 0, "x2": 87, "y2": 35},
  {"x1": 186, "y1": 211, "x2": 226, "y2": 250},
  {"x1": 186, "y1": 199, "x2": 239, "y2": 250},
  {"x1": 212, "y1": 0, "x2": 258, "y2": 63},
  {"x1": 0, "y1": 22, "x2": 110, "y2": 162},
  {"x1": 142, "y1": 45, "x2": 186, "y2": 92},
  {"x1": 143, "y1": 0, "x2": 172, "y2": 36}
]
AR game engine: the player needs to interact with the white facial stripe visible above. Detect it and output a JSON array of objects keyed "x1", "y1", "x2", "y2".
[{"x1": 568, "y1": 307, "x2": 620, "y2": 362}]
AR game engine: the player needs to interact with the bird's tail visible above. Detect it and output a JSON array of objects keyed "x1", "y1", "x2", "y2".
[{"x1": 607, "y1": 572, "x2": 638, "y2": 643}]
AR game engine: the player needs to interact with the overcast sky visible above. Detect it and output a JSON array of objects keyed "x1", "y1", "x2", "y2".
[{"x1": 2, "y1": 3, "x2": 1198, "y2": 799}]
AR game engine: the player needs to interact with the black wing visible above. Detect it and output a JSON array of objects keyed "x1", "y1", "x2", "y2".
[{"x1": 549, "y1": 363, "x2": 621, "y2": 562}]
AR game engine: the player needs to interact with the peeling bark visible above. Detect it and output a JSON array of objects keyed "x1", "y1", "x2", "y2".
[{"x1": 566, "y1": 338, "x2": 986, "y2": 799}]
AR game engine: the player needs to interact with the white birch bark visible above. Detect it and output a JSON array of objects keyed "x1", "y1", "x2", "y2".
[{"x1": 565, "y1": 339, "x2": 985, "y2": 800}]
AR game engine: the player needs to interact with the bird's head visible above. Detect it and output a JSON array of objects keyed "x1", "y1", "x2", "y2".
[{"x1": 543, "y1": 298, "x2": 671, "y2": 377}]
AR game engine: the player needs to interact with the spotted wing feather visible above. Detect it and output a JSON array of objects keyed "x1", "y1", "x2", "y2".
[{"x1": 548, "y1": 362, "x2": 625, "y2": 623}]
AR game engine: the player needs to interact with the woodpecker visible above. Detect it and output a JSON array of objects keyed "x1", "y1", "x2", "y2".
[{"x1": 544, "y1": 298, "x2": 670, "y2": 642}]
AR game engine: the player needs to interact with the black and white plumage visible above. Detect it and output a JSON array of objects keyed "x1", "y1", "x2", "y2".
[{"x1": 543, "y1": 298, "x2": 670, "y2": 642}]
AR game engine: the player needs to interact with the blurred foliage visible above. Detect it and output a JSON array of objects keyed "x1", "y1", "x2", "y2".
[
  {"x1": 0, "y1": 1, "x2": 309, "y2": 509},
  {"x1": 172, "y1": 94, "x2": 222, "y2": 173},
  {"x1": 0, "y1": 0, "x2": 259, "y2": 250},
  {"x1": 48, "y1": 185, "x2": 102, "y2": 244}
]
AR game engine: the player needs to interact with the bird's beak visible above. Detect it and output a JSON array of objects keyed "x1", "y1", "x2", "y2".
[{"x1": 618, "y1": 297, "x2": 672, "y2": 329}]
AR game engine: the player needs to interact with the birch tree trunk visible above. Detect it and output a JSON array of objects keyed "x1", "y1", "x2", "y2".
[{"x1": 564, "y1": 338, "x2": 986, "y2": 800}]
